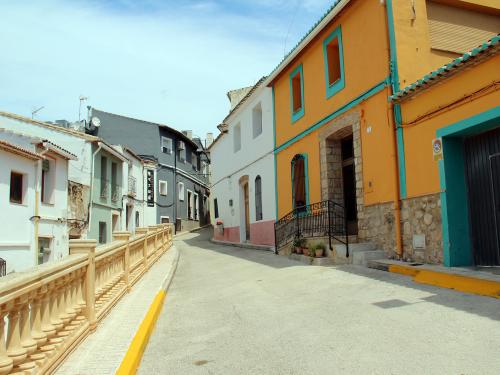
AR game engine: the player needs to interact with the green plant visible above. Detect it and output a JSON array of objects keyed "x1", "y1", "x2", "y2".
[{"x1": 315, "y1": 242, "x2": 326, "y2": 251}]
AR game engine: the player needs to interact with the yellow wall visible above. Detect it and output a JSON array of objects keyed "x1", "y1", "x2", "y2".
[
  {"x1": 273, "y1": 0, "x2": 390, "y2": 148},
  {"x1": 273, "y1": 0, "x2": 397, "y2": 218},
  {"x1": 276, "y1": 89, "x2": 399, "y2": 218},
  {"x1": 400, "y1": 55, "x2": 500, "y2": 198},
  {"x1": 393, "y1": 0, "x2": 500, "y2": 88}
]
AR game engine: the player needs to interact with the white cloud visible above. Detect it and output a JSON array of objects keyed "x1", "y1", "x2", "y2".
[{"x1": 0, "y1": 0, "x2": 331, "y2": 136}]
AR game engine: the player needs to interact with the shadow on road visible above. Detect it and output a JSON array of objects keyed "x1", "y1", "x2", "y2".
[{"x1": 177, "y1": 228, "x2": 500, "y2": 322}]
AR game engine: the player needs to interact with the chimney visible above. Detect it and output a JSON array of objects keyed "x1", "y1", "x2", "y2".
[
  {"x1": 182, "y1": 130, "x2": 193, "y2": 140},
  {"x1": 206, "y1": 132, "x2": 214, "y2": 147}
]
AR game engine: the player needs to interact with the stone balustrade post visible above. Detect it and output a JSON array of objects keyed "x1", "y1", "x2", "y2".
[
  {"x1": 6, "y1": 300, "x2": 28, "y2": 366},
  {"x1": 0, "y1": 307, "x2": 13, "y2": 375},
  {"x1": 148, "y1": 226, "x2": 158, "y2": 255},
  {"x1": 135, "y1": 228, "x2": 148, "y2": 270},
  {"x1": 19, "y1": 295, "x2": 37, "y2": 355},
  {"x1": 113, "y1": 231, "x2": 131, "y2": 292},
  {"x1": 70, "y1": 239, "x2": 97, "y2": 332}
]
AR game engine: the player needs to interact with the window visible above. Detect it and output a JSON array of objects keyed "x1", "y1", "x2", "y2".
[
  {"x1": 135, "y1": 211, "x2": 140, "y2": 228},
  {"x1": 292, "y1": 154, "x2": 308, "y2": 209},
  {"x1": 201, "y1": 162, "x2": 208, "y2": 177},
  {"x1": 160, "y1": 216, "x2": 170, "y2": 223},
  {"x1": 323, "y1": 26, "x2": 345, "y2": 98},
  {"x1": 100, "y1": 156, "x2": 108, "y2": 198},
  {"x1": 161, "y1": 137, "x2": 172, "y2": 154},
  {"x1": 233, "y1": 123, "x2": 241, "y2": 152},
  {"x1": 252, "y1": 103, "x2": 263, "y2": 138},
  {"x1": 214, "y1": 198, "x2": 219, "y2": 218},
  {"x1": 178, "y1": 141, "x2": 186, "y2": 162},
  {"x1": 98, "y1": 221, "x2": 107, "y2": 244},
  {"x1": 192, "y1": 153, "x2": 198, "y2": 171},
  {"x1": 38, "y1": 237, "x2": 52, "y2": 265},
  {"x1": 111, "y1": 162, "x2": 118, "y2": 202},
  {"x1": 159, "y1": 180, "x2": 167, "y2": 196},
  {"x1": 41, "y1": 159, "x2": 55, "y2": 204},
  {"x1": 178, "y1": 182, "x2": 185, "y2": 201},
  {"x1": 9, "y1": 172, "x2": 24, "y2": 204},
  {"x1": 290, "y1": 65, "x2": 304, "y2": 122},
  {"x1": 255, "y1": 176, "x2": 263, "y2": 221}
]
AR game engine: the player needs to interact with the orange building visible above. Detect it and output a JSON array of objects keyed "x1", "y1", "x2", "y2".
[{"x1": 270, "y1": 0, "x2": 499, "y2": 266}]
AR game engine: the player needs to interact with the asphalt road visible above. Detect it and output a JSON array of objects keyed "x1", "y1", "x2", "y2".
[{"x1": 139, "y1": 229, "x2": 500, "y2": 375}]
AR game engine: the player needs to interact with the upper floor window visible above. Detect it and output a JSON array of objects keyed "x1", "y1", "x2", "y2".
[
  {"x1": 323, "y1": 26, "x2": 345, "y2": 98},
  {"x1": 252, "y1": 103, "x2": 263, "y2": 138},
  {"x1": 234, "y1": 123, "x2": 241, "y2": 152},
  {"x1": 111, "y1": 162, "x2": 119, "y2": 202},
  {"x1": 178, "y1": 182, "x2": 185, "y2": 201},
  {"x1": 255, "y1": 175, "x2": 263, "y2": 221},
  {"x1": 290, "y1": 65, "x2": 305, "y2": 123},
  {"x1": 10, "y1": 171, "x2": 24, "y2": 204},
  {"x1": 178, "y1": 141, "x2": 186, "y2": 163},
  {"x1": 159, "y1": 180, "x2": 167, "y2": 196},
  {"x1": 161, "y1": 137, "x2": 172, "y2": 154},
  {"x1": 192, "y1": 152, "x2": 199, "y2": 171},
  {"x1": 41, "y1": 159, "x2": 56, "y2": 204}
]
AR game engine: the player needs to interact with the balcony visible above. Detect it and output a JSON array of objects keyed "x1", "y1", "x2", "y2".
[
  {"x1": 100, "y1": 179, "x2": 109, "y2": 199},
  {"x1": 128, "y1": 176, "x2": 137, "y2": 197}
]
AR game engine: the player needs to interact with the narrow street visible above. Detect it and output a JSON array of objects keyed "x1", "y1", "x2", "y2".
[{"x1": 139, "y1": 230, "x2": 500, "y2": 375}]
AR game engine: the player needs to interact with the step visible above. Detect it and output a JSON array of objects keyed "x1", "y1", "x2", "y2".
[
  {"x1": 288, "y1": 253, "x2": 336, "y2": 266},
  {"x1": 352, "y1": 250, "x2": 386, "y2": 266}
]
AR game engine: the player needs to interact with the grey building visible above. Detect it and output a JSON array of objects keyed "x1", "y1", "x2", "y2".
[{"x1": 86, "y1": 108, "x2": 210, "y2": 232}]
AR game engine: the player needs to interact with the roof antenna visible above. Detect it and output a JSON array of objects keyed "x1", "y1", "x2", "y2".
[
  {"x1": 79, "y1": 95, "x2": 89, "y2": 121},
  {"x1": 31, "y1": 106, "x2": 44, "y2": 119},
  {"x1": 283, "y1": 0, "x2": 301, "y2": 57}
]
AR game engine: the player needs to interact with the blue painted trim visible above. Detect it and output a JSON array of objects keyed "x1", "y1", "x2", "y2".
[
  {"x1": 290, "y1": 64, "x2": 305, "y2": 123},
  {"x1": 275, "y1": 78, "x2": 388, "y2": 153},
  {"x1": 386, "y1": 0, "x2": 407, "y2": 199},
  {"x1": 438, "y1": 159, "x2": 451, "y2": 265},
  {"x1": 291, "y1": 153, "x2": 310, "y2": 209},
  {"x1": 272, "y1": 86, "x2": 279, "y2": 221},
  {"x1": 323, "y1": 25, "x2": 345, "y2": 99},
  {"x1": 437, "y1": 106, "x2": 500, "y2": 138}
]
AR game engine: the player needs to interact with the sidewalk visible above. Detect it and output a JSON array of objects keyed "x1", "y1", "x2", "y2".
[{"x1": 55, "y1": 247, "x2": 178, "y2": 375}]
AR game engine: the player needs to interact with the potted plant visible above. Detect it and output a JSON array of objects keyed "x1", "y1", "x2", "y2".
[
  {"x1": 292, "y1": 237, "x2": 303, "y2": 254},
  {"x1": 298, "y1": 238, "x2": 308, "y2": 255},
  {"x1": 314, "y1": 242, "x2": 326, "y2": 258}
]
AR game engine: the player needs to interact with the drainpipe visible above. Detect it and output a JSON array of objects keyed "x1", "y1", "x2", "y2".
[{"x1": 87, "y1": 142, "x2": 103, "y2": 238}]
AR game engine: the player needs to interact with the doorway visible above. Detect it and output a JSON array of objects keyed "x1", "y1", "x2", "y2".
[
  {"x1": 243, "y1": 182, "x2": 250, "y2": 241},
  {"x1": 464, "y1": 127, "x2": 500, "y2": 266},
  {"x1": 341, "y1": 136, "x2": 358, "y2": 235}
]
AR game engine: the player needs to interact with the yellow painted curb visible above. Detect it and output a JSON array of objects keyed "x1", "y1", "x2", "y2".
[
  {"x1": 388, "y1": 265, "x2": 500, "y2": 299},
  {"x1": 116, "y1": 290, "x2": 166, "y2": 375}
]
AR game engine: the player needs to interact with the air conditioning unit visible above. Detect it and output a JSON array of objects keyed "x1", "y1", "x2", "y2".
[
  {"x1": 178, "y1": 141, "x2": 185, "y2": 150},
  {"x1": 42, "y1": 159, "x2": 50, "y2": 171}
]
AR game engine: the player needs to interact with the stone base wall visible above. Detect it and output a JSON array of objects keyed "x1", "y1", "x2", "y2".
[
  {"x1": 401, "y1": 193, "x2": 443, "y2": 264},
  {"x1": 358, "y1": 202, "x2": 397, "y2": 256}
]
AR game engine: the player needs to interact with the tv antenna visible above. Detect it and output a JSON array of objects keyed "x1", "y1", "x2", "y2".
[
  {"x1": 31, "y1": 106, "x2": 45, "y2": 119},
  {"x1": 79, "y1": 95, "x2": 89, "y2": 121}
]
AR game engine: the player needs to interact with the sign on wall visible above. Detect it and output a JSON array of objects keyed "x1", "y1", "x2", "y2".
[
  {"x1": 147, "y1": 169, "x2": 155, "y2": 207},
  {"x1": 432, "y1": 138, "x2": 443, "y2": 161}
]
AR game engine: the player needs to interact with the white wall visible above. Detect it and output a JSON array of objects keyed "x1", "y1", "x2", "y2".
[
  {"x1": 0, "y1": 149, "x2": 37, "y2": 273},
  {"x1": 209, "y1": 85, "x2": 275, "y2": 232}
]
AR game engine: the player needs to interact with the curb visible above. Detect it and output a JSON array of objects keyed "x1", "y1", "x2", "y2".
[
  {"x1": 116, "y1": 246, "x2": 180, "y2": 375},
  {"x1": 369, "y1": 261, "x2": 500, "y2": 299},
  {"x1": 210, "y1": 238, "x2": 275, "y2": 252}
]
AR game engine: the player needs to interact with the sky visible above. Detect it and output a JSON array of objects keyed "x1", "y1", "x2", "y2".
[{"x1": 0, "y1": 0, "x2": 333, "y2": 138}]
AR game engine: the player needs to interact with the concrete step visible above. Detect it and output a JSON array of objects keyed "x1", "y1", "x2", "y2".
[
  {"x1": 288, "y1": 253, "x2": 336, "y2": 266},
  {"x1": 352, "y1": 250, "x2": 386, "y2": 266}
]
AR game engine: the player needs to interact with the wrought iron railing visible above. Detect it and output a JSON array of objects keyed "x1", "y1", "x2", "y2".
[
  {"x1": 274, "y1": 200, "x2": 349, "y2": 257},
  {"x1": 100, "y1": 179, "x2": 109, "y2": 199},
  {"x1": 111, "y1": 185, "x2": 121, "y2": 202}
]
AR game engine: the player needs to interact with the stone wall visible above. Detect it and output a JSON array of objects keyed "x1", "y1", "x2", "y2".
[
  {"x1": 400, "y1": 193, "x2": 443, "y2": 264},
  {"x1": 358, "y1": 201, "x2": 397, "y2": 255}
]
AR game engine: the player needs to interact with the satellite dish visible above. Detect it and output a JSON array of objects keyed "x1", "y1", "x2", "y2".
[{"x1": 91, "y1": 117, "x2": 101, "y2": 127}]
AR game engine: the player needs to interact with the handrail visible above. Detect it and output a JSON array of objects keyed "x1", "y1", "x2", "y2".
[
  {"x1": 274, "y1": 200, "x2": 349, "y2": 257},
  {"x1": 0, "y1": 223, "x2": 173, "y2": 375}
]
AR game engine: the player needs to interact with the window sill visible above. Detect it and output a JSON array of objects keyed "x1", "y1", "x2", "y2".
[
  {"x1": 9, "y1": 201, "x2": 28, "y2": 207},
  {"x1": 291, "y1": 107, "x2": 305, "y2": 124}
]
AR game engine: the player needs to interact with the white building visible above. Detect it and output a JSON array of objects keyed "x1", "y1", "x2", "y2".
[
  {"x1": 0, "y1": 128, "x2": 76, "y2": 274},
  {"x1": 209, "y1": 78, "x2": 276, "y2": 247}
]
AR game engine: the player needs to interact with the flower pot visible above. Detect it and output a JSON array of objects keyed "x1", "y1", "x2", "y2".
[
  {"x1": 315, "y1": 249, "x2": 324, "y2": 258},
  {"x1": 302, "y1": 248, "x2": 310, "y2": 257}
]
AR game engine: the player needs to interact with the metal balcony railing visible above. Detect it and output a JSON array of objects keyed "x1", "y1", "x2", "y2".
[
  {"x1": 100, "y1": 180, "x2": 109, "y2": 199},
  {"x1": 274, "y1": 200, "x2": 349, "y2": 256},
  {"x1": 111, "y1": 185, "x2": 121, "y2": 202}
]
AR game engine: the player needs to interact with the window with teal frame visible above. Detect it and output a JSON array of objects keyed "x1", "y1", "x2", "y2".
[
  {"x1": 289, "y1": 64, "x2": 305, "y2": 123},
  {"x1": 323, "y1": 26, "x2": 345, "y2": 99}
]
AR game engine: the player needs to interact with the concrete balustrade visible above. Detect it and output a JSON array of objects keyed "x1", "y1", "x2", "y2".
[{"x1": 0, "y1": 224, "x2": 173, "y2": 374}]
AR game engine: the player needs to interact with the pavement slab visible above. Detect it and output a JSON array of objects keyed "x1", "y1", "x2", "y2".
[
  {"x1": 139, "y1": 229, "x2": 500, "y2": 375},
  {"x1": 55, "y1": 247, "x2": 177, "y2": 375}
]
